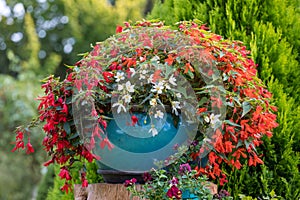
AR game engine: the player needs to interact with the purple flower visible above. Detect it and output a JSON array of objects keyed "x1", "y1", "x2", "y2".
[
  {"x1": 179, "y1": 163, "x2": 191, "y2": 174},
  {"x1": 219, "y1": 189, "x2": 230, "y2": 197},
  {"x1": 191, "y1": 140, "x2": 199, "y2": 146},
  {"x1": 166, "y1": 185, "x2": 182, "y2": 199},
  {"x1": 124, "y1": 178, "x2": 137, "y2": 187},
  {"x1": 169, "y1": 177, "x2": 178, "y2": 185},
  {"x1": 214, "y1": 189, "x2": 231, "y2": 199}
]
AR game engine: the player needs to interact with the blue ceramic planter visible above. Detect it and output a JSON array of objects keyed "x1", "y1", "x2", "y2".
[
  {"x1": 106, "y1": 112, "x2": 179, "y2": 153},
  {"x1": 96, "y1": 111, "x2": 198, "y2": 183}
]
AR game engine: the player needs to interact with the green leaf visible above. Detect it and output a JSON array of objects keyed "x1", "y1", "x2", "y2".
[
  {"x1": 172, "y1": 86, "x2": 188, "y2": 99},
  {"x1": 66, "y1": 96, "x2": 72, "y2": 104},
  {"x1": 164, "y1": 63, "x2": 175, "y2": 78},
  {"x1": 224, "y1": 120, "x2": 241, "y2": 127},
  {"x1": 242, "y1": 101, "x2": 252, "y2": 117},
  {"x1": 63, "y1": 122, "x2": 71, "y2": 135},
  {"x1": 233, "y1": 96, "x2": 241, "y2": 106},
  {"x1": 69, "y1": 132, "x2": 80, "y2": 140},
  {"x1": 198, "y1": 97, "x2": 208, "y2": 106}
]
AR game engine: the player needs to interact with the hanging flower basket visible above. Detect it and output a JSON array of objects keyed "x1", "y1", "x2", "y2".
[{"x1": 13, "y1": 20, "x2": 278, "y2": 193}]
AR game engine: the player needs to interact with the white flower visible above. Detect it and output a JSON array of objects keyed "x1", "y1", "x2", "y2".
[
  {"x1": 204, "y1": 116, "x2": 210, "y2": 123},
  {"x1": 114, "y1": 71, "x2": 125, "y2": 82},
  {"x1": 148, "y1": 74, "x2": 155, "y2": 84},
  {"x1": 203, "y1": 138, "x2": 212, "y2": 143},
  {"x1": 210, "y1": 113, "x2": 221, "y2": 128},
  {"x1": 139, "y1": 74, "x2": 146, "y2": 80},
  {"x1": 129, "y1": 68, "x2": 136, "y2": 77},
  {"x1": 117, "y1": 84, "x2": 124, "y2": 91},
  {"x1": 176, "y1": 93, "x2": 182, "y2": 98},
  {"x1": 154, "y1": 110, "x2": 164, "y2": 119},
  {"x1": 139, "y1": 69, "x2": 148, "y2": 80},
  {"x1": 151, "y1": 82, "x2": 164, "y2": 94},
  {"x1": 171, "y1": 101, "x2": 181, "y2": 116},
  {"x1": 150, "y1": 98, "x2": 157, "y2": 106},
  {"x1": 149, "y1": 125, "x2": 158, "y2": 137},
  {"x1": 169, "y1": 74, "x2": 177, "y2": 86},
  {"x1": 151, "y1": 55, "x2": 160, "y2": 62},
  {"x1": 122, "y1": 94, "x2": 132, "y2": 103},
  {"x1": 125, "y1": 81, "x2": 135, "y2": 93},
  {"x1": 164, "y1": 82, "x2": 171, "y2": 90},
  {"x1": 112, "y1": 102, "x2": 126, "y2": 113},
  {"x1": 81, "y1": 100, "x2": 88, "y2": 106}
]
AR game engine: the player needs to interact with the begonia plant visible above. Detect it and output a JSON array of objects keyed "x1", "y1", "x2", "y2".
[{"x1": 12, "y1": 20, "x2": 278, "y2": 193}]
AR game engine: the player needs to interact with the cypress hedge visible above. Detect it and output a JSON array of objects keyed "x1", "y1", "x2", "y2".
[{"x1": 149, "y1": 0, "x2": 300, "y2": 199}]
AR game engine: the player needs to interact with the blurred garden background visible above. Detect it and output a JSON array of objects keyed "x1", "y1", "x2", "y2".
[{"x1": 0, "y1": 0, "x2": 299, "y2": 199}]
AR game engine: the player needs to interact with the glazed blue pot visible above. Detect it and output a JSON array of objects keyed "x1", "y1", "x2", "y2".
[
  {"x1": 106, "y1": 112, "x2": 179, "y2": 153},
  {"x1": 96, "y1": 112, "x2": 197, "y2": 183}
]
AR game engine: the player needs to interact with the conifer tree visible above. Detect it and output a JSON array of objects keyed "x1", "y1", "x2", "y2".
[{"x1": 149, "y1": 0, "x2": 300, "y2": 198}]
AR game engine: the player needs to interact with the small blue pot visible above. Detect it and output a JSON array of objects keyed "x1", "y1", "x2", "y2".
[{"x1": 182, "y1": 190, "x2": 199, "y2": 199}]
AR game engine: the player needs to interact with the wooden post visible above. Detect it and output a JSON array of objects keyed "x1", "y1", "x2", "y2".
[
  {"x1": 74, "y1": 183, "x2": 217, "y2": 200},
  {"x1": 74, "y1": 183, "x2": 142, "y2": 200}
]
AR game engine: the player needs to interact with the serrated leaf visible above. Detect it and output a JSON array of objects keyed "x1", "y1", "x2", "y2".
[
  {"x1": 236, "y1": 140, "x2": 243, "y2": 148},
  {"x1": 233, "y1": 96, "x2": 241, "y2": 106},
  {"x1": 242, "y1": 101, "x2": 252, "y2": 117},
  {"x1": 244, "y1": 140, "x2": 250, "y2": 150}
]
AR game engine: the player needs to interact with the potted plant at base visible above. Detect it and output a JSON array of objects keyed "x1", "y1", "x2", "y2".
[{"x1": 12, "y1": 20, "x2": 278, "y2": 195}]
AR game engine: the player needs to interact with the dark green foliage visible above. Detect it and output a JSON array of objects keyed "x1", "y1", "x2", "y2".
[
  {"x1": 223, "y1": 78, "x2": 300, "y2": 199},
  {"x1": 149, "y1": 0, "x2": 300, "y2": 101},
  {"x1": 149, "y1": 0, "x2": 300, "y2": 199},
  {"x1": 36, "y1": 165, "x2": 55, "y2": 200}
]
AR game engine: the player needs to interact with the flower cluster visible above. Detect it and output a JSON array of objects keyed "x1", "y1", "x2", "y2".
[
  {"x1": 12, "y1": 20, "x2": 278, "y2": 192},
  {"x1": 110, "y1": 59, "x2": 183, "y2": 136},
  {"x1": 126, "y1": 163, "x2": 215, "y2": 199}
]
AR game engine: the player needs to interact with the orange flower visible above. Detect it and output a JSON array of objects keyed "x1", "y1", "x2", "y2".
[{"x1": 184, "y1": 62, "x2": 194, "y2": 74}]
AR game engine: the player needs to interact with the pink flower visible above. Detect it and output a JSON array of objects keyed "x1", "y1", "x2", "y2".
[
  {"x1": 166, "y1": 185, "x2": 182, "y2": 199},
  {"x1": 169, "y1": 177, "x2": 178, "y2": 185},
  {"x1": 179, "y1": 163, "x2": 191, "y2": 174},
  {"x1": 124, "y1": 178, "x2": 137, "y2": 187}
]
